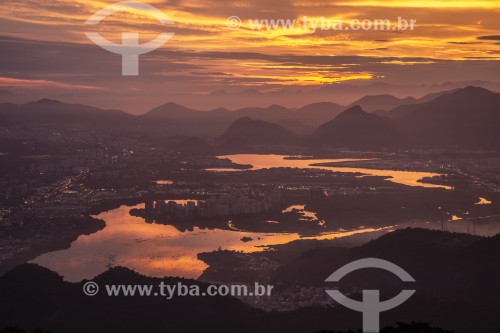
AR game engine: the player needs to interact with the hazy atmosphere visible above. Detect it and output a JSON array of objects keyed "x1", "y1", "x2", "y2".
[
  {"x1": 1, "y1": 1, "x2": 500, "y2": 111},
  {"x1": 1, "y1": 2, "x2": 500, "y2": 333}
]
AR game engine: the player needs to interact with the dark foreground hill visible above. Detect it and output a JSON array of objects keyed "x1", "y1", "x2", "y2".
[
  {"x1": 318, "y1": 322, "x2": 459, "y2": 333},
  {"x1": 0, "y1": 229, "x2": 499, "y2": 333},
  {"x1": 0, "y1": 322, "x2": 458, "y2": 333},
  {"x1": 272, "y1": 228, "x2": 500, "y2": 301}
]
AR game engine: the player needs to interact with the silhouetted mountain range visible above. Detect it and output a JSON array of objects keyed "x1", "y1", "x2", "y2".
[
  {"x1": 220, "y1": 86, "x2": 500, "y2": 149},
  {"x1": 141, "y1": 102, "x2": 344, "y2": 127},
  {"x1": 132, "y1": 101, "x2": 343, "y2": 137},
  {"x1": 294, "y1": 102, "x2": 346, "y2": 125},
  {"x1": 142, "y1": 102, "x2": 202, "y2": 119},
  {"x1": 1, "y1": 86, "x2": 499, "y2": 149},
  {"x1": 0, "y1": 99, "x2": 134, "y2": 128},
  {"x1": 349, "y1": 95, "x2": 417, "y2": 112},
  {"x1": 375, "y1": 88, "x2": 466, "y2": 118},
  {"x1": 395, "y1": 86, "x2": 500, "y2": 147}
]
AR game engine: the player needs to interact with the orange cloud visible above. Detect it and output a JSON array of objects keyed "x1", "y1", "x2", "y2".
[{"x1": 0, "y1": 77, "x2": 100, "y2": 90}]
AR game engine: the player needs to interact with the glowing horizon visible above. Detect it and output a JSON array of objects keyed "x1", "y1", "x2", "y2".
[{"x1": 1, "y1": 0, "x2": 500, "y2": 111}]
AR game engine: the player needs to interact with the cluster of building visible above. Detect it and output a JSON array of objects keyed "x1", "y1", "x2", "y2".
[{"x1": 145, "y1": 190, "x2": 282, "y2": 218}]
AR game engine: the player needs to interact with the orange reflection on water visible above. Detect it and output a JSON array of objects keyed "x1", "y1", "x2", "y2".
[
  {"x1": 212, "y1": 154, "x2": 452, "y2": 190},
  {"x1": 31, "y1": 204, "x2": 390, "y2": 282},
  {"x1": 282, "y1": 205, "x2": 326, "y2": 227},
  {"x1": 475, "y1": 197, "x2": 492, "y2": 205},
  {"x1": 155, "y1": 180, "x2": 174, "y2": 185}
]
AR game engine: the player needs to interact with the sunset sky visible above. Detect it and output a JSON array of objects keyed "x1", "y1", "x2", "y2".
[{"x1": 1, "y1": 0, "x2": 500, "y2": 112}]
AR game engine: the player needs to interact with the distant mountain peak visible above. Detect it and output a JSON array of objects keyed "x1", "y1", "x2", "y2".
[
  {"x1": 231, "y1": 116, "x2": 255, "y2": 125},
  {"x1": 152, "y1": 102, "x2": 194, "y2": 110},
  {"x1": 0, "y1": 89, "x2": 13, "y2": 96},
  {"x1": 162, "y1": 102, "x2": 183, "y2": 107},
  {"x1": 454, "y1": 85, "x2": 492, "y2": 96},
  {"x1": 310, "y1": 105, "x2": 403, "y2": 148},
  {"x1": 267, "y1": 104, "x2": 288, "y2": 111},
  {"x1": 342, "y1": 105, "x2": 365, "y2": 114},
  {"x1": 211, "y1": 107, "x2": 230, "y2": 113},
  {"x1": 349, "y1": 94, "x2": 417, "y2": 113},
  {"x1": 392, "y1": 85, "x2": 500, "y2": 148},
  {"x1": 240, "y1": 88, "x2": 262, "y2": 95},
  {"x1": 360, "y1": 93, "x2": 396, "y2": 99},
  {"x1": 334, "y1": 105, "x2": 368, "y2": 120},
  {"x1": 143, "y1": 102, "x2": 199, "y2": 118},
  {"x1": 31, "y1": 98, "x2": 63, "y2": 105}
]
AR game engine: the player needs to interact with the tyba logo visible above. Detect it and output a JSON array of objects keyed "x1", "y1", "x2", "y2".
[
  {"x1": 85, "y1": 1, "x2": 175, "y2": 76},
  {"x1": 325, "y1": 258, "x2": 416, "y2": 333}
]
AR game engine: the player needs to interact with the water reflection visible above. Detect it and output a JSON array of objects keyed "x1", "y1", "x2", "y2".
[
  {"x1": 282, "y1": 205, "x2": 326, "y2": 227},
  {"x1": 155, "y1": 180, "x2": 174, "y2": 185},
  {"x1": 32, "y1": 204, "x2": 391, "y2": 282},
  {"x1": 31, "y1": 201, "x2": 500, "y2": 282},
  {"x1": 476, "y1": 197, "x2": 492, "y2": 205},
  {"x1": 208, "y1": 154, "x2": 452, "y2": 190}
]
